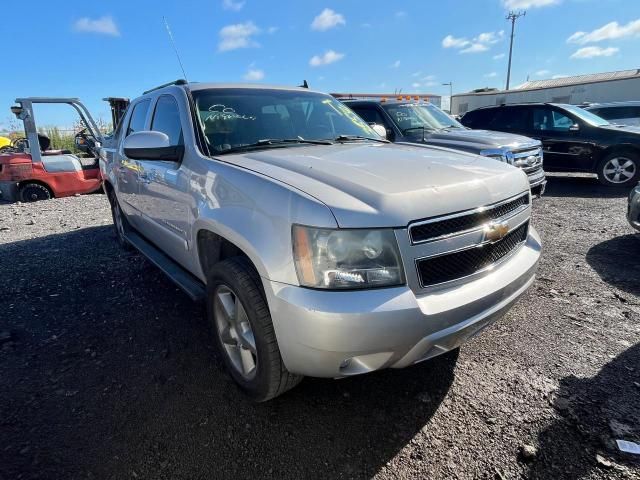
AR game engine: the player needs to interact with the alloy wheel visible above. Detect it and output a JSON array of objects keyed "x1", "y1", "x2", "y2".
[
  {"x1": 213, "y1": 285, "x2": 258, "y2": 380},
  {"x1": 603, "y1": 157, "x2": 636, "y2": 184}
]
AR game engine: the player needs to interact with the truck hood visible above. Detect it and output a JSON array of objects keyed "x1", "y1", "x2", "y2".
[
  {"x1": 415, "y1": 128, "x2": 540, "y2": 152},
  {"x1": 220, "y1": 143, "x2": 529, "y2": 228}
]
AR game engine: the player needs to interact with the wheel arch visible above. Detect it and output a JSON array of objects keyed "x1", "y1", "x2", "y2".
[
  {"x1": 599, "y1": 143, "x2": 640, "y2": 162},
  {"x1": 196, "y1": 228, "x2": 262, "y2": 284},
  {"x1": 18, "y1": 179, "x2": 54, "y2": 198}
]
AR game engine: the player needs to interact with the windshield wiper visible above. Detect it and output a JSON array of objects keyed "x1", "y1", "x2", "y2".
[
  {"x1": 218, "y1": 138, "x2": 332, "y2": 154},
  {"x1": 332, "y1": 135, "x2": 389, "y2": 143}
]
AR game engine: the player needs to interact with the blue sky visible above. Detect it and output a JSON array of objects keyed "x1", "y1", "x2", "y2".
[{"x1": 3, "y1": 0, "x2": 640, "y2": 128}]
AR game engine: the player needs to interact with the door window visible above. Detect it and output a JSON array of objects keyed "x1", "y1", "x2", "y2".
[
  {"x1": 151, "y1": 96, "x2": 183, "y2": 145},
  {"x1": 488, "y1": 107, "x2": 527, "y2": 130},
  {"x1": 126, "y1": 99, "x2": 151, "y2": 137},
  {"x1": 351, "y1": 106, "x2": 387, "y2": 126},
  {"x1": 532, "y1": 108, "x2": 574, "y2": 132}
]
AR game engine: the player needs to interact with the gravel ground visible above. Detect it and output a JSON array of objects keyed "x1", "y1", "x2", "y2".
[{"x1": 1, "y1": 175, "x2": 639, "y2": 480}]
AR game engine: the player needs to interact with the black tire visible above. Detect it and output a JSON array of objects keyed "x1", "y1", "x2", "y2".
[
  {"x1": 596, "y1": 151, "x2": 640, "y2": 187},
  {"x1": 19, "y1": 183, "x2": 51, "y2": 202},
  {"x1": 206, "y1": 257, "x2": 302, "y2": 401},
  {"x1": 107, "y1": 190, "x2": 132, "y2": 250}
]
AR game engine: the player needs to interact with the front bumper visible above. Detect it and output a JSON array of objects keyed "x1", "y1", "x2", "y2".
[
  {"x1": 526, "y1": 168, "x2": 546, "y2": 197},
  {"x1": 263, "y1": 227, "x2": 541, "y2": 378},
  {"x1": 628, "y1": 185, "x2": 640, "y2": 231}
]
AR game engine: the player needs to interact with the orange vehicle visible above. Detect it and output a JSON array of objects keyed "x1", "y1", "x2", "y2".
[{"x1": 0, "y1": 98, "x2": 105, "y2": 202}]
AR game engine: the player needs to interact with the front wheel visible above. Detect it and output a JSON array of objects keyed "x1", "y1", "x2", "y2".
[
  {"x1": 19, "y1": 183, "x2": 51, "y2": 202},
  {"x1": 107, "y1": 190, "x2": 131, "y2": 250},
  {"x1": 206, "y1": 257, "x2": 302, "y2": 401},
  {"x1": 597, "y1": 152, "x2": 640, "y2": 186}
]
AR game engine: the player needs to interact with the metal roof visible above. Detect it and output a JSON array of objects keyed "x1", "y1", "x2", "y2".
[
  {"x1": 454, "y1": 69, "x2": 640, "y2": 97},
  {"x1": 515, "y1": 69, "x2": 640, "y2": 90}
]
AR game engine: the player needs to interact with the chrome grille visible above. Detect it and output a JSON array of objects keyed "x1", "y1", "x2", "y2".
[
  {"x1": 409, "y1": 193, "x2": 529, "y2": 244},
  {"x1": 416, "y1": 221, "x2": 529, "y2": 287},
  {"x1": 512, "y1": 148, "x2": 543, "y2": 173}
]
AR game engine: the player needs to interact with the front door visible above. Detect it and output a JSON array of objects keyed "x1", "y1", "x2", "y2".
[
  {"x1": 529, "y1": 107, "x2": 595, "y2": 172},
  {"x1": 115, "y1": 99, "x2": 151, "y2": 225},
  {"x1": 134, "y1": 94, "x2": 192, "y2": 268}
]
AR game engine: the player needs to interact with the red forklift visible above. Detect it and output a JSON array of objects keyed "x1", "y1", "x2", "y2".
[{"x1": 0, "y1": 97, "x2": 128, "y2": 202}]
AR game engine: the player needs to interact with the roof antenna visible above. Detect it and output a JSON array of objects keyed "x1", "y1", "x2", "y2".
[
  {"x1": 163, "y1": 16, "x2": 189, "y2": 82},
  {"x1": 299, "y1": 80, "x2": 309, "y2": 88}
]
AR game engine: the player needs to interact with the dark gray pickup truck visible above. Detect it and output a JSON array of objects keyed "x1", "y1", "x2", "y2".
[{"x1": 342, "y1": 98, "x2": 546, "y2": 196}]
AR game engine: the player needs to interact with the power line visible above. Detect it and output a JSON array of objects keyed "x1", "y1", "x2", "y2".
[{"x1": 505, "y1": 10, "x2": 526, "y2": 90}]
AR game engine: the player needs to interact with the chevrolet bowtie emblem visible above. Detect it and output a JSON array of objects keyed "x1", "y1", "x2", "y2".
[{"x1": 484, "y1": 222, "x2": 510, "y2": 243}]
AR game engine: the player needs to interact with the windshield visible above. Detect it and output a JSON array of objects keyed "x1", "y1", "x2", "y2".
[
  {"x1": 192, "y1": 88, "x2": 380, "y2": 153},
  {"x1": 382, "y1": 103, "x2": 464, "y2": 135},
  {"x1": 561, "y1": 104, "x2": 610, "y2": 127}
]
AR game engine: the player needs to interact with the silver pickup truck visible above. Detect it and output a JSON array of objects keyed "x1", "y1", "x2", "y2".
[{"x1": 101, "y1": 81, "x2": 541, "y2": 401}]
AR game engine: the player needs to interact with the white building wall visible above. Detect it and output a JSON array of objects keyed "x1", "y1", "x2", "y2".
[{"x1": 451, "y1": 77, "x2": 640, "y2": 115}]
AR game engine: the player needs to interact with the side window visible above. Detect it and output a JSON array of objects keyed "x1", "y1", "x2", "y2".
[
  {"x1": 532, "y1": 108, "x2": 573, "y2": 131},
  {"x1": 489, "y1": 107, "x2": 526, "y2": 130},
  {"x1": 126, "y1": 99, "x2": 151, "y2": 137},
  {"x1": 597, "y1": 106, "x2": 638, "y2": 120},
  {"x1": 351, "y1": 106, "x2": 387, "y2": 126},
  {"x1": 151, "y1": 95, "x2": 183, "y2": 146}
]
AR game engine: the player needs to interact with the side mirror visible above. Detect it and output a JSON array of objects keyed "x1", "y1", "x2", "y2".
[
  {"x1": 569, "y1": 123, "x2": 580, "y2": 132},
  {"x1": 123, "y1": 131, "x2": 183, "y2": 161},
  {"x1": 371, "y1": 124, "x2": 387, "y2": 139}
]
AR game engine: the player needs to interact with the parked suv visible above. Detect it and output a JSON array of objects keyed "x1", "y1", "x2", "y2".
[
  {"x1": 101, "y1": 81, "x2": 541, "y2": 401},
  {"x1": 584, "y1": 101, "x2": 640, "y2": 128},
  {"x1": 342, "y1": 99, "x2": 546, "y2": 196},
  {"x1": 461, "y1": 103, "x2": 640, "y2": 186}
]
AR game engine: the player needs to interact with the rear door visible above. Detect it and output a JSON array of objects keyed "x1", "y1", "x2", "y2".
[
  {"x1": 528, "y1": 106, "x2": 595, "y2": 171},
  {"x1": 135, "y1": 94, "x2": 192, "y2": 267},
  {"x1": 116, "y1": 99, "x2": 151, "y2": 222}
]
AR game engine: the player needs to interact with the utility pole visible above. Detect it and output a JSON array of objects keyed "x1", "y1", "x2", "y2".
[
  {"x1": 442, "y1": 82, "x2": 452, "y2": 112},
  {"x1": 505, "y1": 10, "x2": 526, "y2": 90}
]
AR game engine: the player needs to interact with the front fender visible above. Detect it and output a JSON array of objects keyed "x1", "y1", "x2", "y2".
[{"x1": 191, "y1": 166, "x2": 337, "y2": 285}]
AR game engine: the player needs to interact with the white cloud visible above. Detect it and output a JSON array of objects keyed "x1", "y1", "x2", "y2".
[
  {"x1": 390, "y1": 60, "x2": 401, "y2": 68},
  {"x1": 379, "y1": 82, "x2": 387, "y2": 88},
  {"x1": 567, "y1": 19, "x2": 640, "y2": 44},
  {"x1": 412, "y1": 71, "x2": 423, "y2": 77},
  {"x1": 309, "y1": 49, "x2": 345, "y2": 67},
  {"x1": 222, "y1": 0, "x2": 245, "y2": 11},
  {"x1": 411, "y1": 82, "x2": 422, "y2": 89},
  {"x1": 442, "y1": 35, "x2": 470, "y2": 48},
  {"x1": 267, "y1": 26, "x2": 278, "y2": 34},
  {"x1": 311, "y1": 8, "x2": 345, "y2": 31},
  {"x1": 570, "y1": 46, "x2": 619, "y2": 58},
  {"x1": 461, "y1": 43, "x2": 489, "y2": 54},
  {"x1": 218, "y1": 21, "x2": 260, "y2": 52},
  {"x1": 493, "y1": 53, "x2": 506, "y2": 60},
  {"x1": 502, "y1": 0, "x2": 560, "y2": 8},
  {"x1": 443, "y1": 31, "x2": 504, "y2": 54},
  {"x1": 395, "y1": 11, "x2": 407, "y2": 18},
  {"x1": 535, "y1": 69, "x2": 550, "y2": 76},
  {"x1": 243, "y1": 68, "x2": 264, "y2": 81},
  {"x1": 475, "y1": 31, "x2": 504, "y2": 45},
  {"x1": 73, "y1": 16, "x2": 120, "y2": 36},
  {"x1": 484, "y1": 72, "x2": 498, "y2": 78}
]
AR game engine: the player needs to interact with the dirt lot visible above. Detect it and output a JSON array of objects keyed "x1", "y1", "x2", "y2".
[{"x1": 1, "y1": 175, "x2": 639, "y2": 480}]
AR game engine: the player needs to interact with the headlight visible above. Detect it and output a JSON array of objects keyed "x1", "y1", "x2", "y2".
[
  {"x1": 292, "y1": 225, "x2": 405, "y2": 289},
  {"x1": 480, "y1": 149, "x2": 512, "y2": 164}
]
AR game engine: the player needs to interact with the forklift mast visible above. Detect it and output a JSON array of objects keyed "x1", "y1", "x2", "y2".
[
  {"x1": 103, "y1": 97, "x2": 130, "y2": 132},
  {"x1": 11, "y1": 98, "x2": 105, "y2": 163}
]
